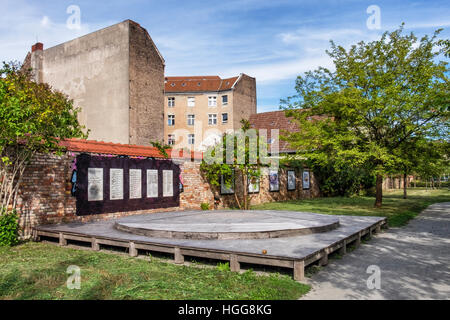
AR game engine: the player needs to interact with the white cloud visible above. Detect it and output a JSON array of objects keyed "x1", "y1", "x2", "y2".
[
  {"x1": 230, "y1": 56, "x2": 333, "y2": 83},
  {"x1": 280, "y1": 28, "x2": 365, "y2": 44},
  {"x1": 40, "y1": 16, "x2": 50, "y2": 27}
]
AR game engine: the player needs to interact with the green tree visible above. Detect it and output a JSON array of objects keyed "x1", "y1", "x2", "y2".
[
  {"x1": 282, "y1": 26, "x2": 449, "y2": 207},
  {"x1": 0, "y1": 62, "x2": 87, "y2": 212},
  {"x1": 200, "y1": 119, "x2": 270, "y2": 210},
  {"x1": 414, "y1": 140, "x2": 449, "y2": 188}
]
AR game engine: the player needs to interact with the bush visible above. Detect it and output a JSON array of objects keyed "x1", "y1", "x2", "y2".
[
  {"x1": 200, "y1": 203, "x2": 210, "y2": 210},
  {"x1": 413, "y1": 181, "x2": 449, "y2": 188},
  {"x1": 313, "y1": 161, "x2": 375, "y2": 197},
  {"x1": 0, "y1": 208, "x2": 20, "y2": 246},
  {"x1": 216, "y1": 262, "x2": 230, "y2": 272}
]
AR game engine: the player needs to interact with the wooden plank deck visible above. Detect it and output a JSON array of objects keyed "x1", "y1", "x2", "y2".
[{"x1": 33, "y1": 218, "x2": 387, "y2": 281}]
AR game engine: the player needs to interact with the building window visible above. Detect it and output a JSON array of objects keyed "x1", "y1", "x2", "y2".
[
  {"x1": 168, "y1": 114, "x2": 175, "y2": 126},
  {"x1": 222, "y1": 113, "x2": 228, "y2": 124},
  {"x1": 222, "y1": 95, "x2": 228, "y2": 105},
  {"x1": 168, "y1": 97, "x2": 175, "y2": 107},
  {"x1": 188, "y1": 134, "x2": 195, "y2": 145},
  {"x1": 187, "y1": 114, "x2": 195, "y2": 126},
  {"x1": 208, "y1": 114, "x2": 217, "y2": 125},
  {"x1": 208, "y1": 96, "x2": 217, "y2": 107},
  {"x1": 168, "y1": 134, "x2": 175, "y2": 145},
  {"x1": 187, "y1": 97, "x2": 195, "y2": 107}
]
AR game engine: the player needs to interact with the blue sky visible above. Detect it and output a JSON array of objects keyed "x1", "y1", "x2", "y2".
[{"x1": 1, "y1": 0, "x2": 449, "y2": 112}]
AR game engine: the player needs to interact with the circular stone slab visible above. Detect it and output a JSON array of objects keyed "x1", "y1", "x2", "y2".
[{"x1": 114, "y1": 210, "x2": 340, "y2": 240}]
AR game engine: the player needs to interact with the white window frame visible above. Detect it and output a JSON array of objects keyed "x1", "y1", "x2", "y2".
[
  {"x1": 188, "y1": 134, "x2": 195, "y2": 145},
  {"x1": 222, "y1": 113, "x2": 228, "y2": 124},
  {"x1": 222, "y1": 95, "x2": 228, "y2": 105},
  {"x1": 168, "y1": 134, "x2": 175, "y2": 145},
  {"x1": 208, "y1": 113, "x2": 218, "y2": 125},
  {"x1": 168, "y1": 97, "x2": 175, "y2": 107},
  {"x1": 187, "y1": 97, "x2": 195, "y2": 107},
  {"x1": 168, "y1": 114, "x2": 175, "y2": 126},
  {"x1": 187, "y1": 114, "x2": 195, "y2": 126},
  {"x1": 208, "y1": 96, "x2": 217, "y2": 107}
]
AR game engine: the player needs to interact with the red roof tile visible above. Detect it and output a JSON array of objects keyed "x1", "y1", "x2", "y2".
[
  {"x1": 165, "y1": 75, "x2": 239, "y2": 93},
  {"x1": 249, "y1": 110, "x2": 300, "y2": 153},
  {"x1": 60, "y1": 138, "x2": 203, "y2": 160}
]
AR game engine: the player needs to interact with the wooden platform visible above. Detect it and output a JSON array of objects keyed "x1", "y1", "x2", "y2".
[{"x1": 33, "y1": 211, "x2": 387, "y2": 281}]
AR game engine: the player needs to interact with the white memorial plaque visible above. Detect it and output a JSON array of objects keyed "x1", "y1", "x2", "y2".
[
  {"x1": 110, "y1": 168, "x2": 124, "y2": 200},
  {"x1": 147, "y1": 169, "x2": 158, "y2": 198},
  {"x1": 129, "y1": 169, "x2": 142, "y2": 199},
  {"x1": 88, "y1": 168, "x2": 103, "y2": 201},
  {"x1": 163, "y1": 170, "x2": 173, "y2": 197}
]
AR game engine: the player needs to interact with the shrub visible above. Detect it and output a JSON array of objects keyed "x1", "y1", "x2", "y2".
[
  {"x1": 0, "y1": 208, "x2": 20, "y2": 246},
  {"x1": 200, "y1": 203, "x2": 210, "y2": 210}
]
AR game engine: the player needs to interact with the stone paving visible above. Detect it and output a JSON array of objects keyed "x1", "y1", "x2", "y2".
[{"x1": 302, "y1": 202, "x2": 450, "y2": 300}]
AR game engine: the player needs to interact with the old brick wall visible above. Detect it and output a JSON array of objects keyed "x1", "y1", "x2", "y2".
[
  {"x1": 217, "y1": 168, "x2": 320, "y2": 208},
  {"x1": 128, "y1": 20, "x2": 165, "y2": 146},
  {"x1": 17, "y1": 152, "x2": 320, "y2": 238}
]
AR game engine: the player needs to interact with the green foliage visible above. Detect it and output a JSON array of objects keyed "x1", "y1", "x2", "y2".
[
  {"x1": 0, "y1": 62, "x2": 87, "y2": 155},
  {"x1": 0, "y1": 208, "x2": 20, "y2": 246},
  {"x1": 413, "y1": 181, "x2": 449, "y2": 188},
  {"x1": 200, "y1": 202, "x2": 210, "y2": 210},
  {"x1": 216, "y1": 262, "x2": 230, "y2": 272},
  {"x1": 438, "y1": 39, "x2": 450, "y2": 57},
  {"x1": 0, "y1": 62, "x2": 87, "y2": 210},
  {"x1": 200, "y1": 119, "x2": 269, "y2": 209},
  {"x1": 150, "y1": 141, "x2": 171, "y2": 159},
  {"x1": 313, "y1": 161, "x2": 375, "y2": 197},
  {"x1": 281, "y1": 25, "x2": 449, "y2": 207},
  {"x1": 0, "y1": 242, "x2": 310, "y2": 299}
]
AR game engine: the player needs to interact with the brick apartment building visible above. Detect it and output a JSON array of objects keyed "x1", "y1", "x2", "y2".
[
  {"x1": 164, "y1": 74, "x2": 257, "y2": 151},
  {"x1": 23, "y1": 20, "x2": 165, "y2": 146}
]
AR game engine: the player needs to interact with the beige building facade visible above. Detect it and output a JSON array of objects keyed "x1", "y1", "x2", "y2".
[{"x1": 164, "y1": 74, "x2": 257, "y2": 151}]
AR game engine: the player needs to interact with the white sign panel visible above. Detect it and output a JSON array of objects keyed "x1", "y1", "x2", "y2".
[
  {"x1": 248, "y1": 177, "x2": 260, "y2": 193},
  {"x1": 110, "y1": 168, "x2": 124, "y2": 200},
  {"x1": 88, "y1": 168, "x2": 103, "y2": 201},
  {"x1": 129, "y1": 169, "x2": 142, "y2": 199},
  {"x1": 287, "y1": 170, "x2": 296, "y2": 191},
  {"x1": 163, "y1": 170, "x2": 173, "y2": 197},
  {"x1": 147, "y1": 169, "x2": 158, "y2": 198}
]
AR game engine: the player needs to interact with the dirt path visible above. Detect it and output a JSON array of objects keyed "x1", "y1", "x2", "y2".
[{"x1": 302, "y1": 202, "x2": 450, "y2": 300}]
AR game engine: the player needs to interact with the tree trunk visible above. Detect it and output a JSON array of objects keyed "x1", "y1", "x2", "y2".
[
  {"x1": 374, "y1": 174, "x2": 383, "y2": 208},
  {"x1": 403, "y1": 172, "x2": 407, "y2": 199},
  {"x1": 243, "y1": 171, "x2": 248, "y2": 210}
]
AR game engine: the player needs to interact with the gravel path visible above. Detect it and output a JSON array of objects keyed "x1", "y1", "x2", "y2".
[{"x1": 302, "y1": 202, "x2": 450, "y2": 300}]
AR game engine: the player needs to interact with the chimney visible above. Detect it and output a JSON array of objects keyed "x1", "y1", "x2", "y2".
[
  {"x1": 31, "y1": 42, "x2": 44, "y2": 52},
  {"x1": 30, "y1": 43, "x2": 44, "y2": 83}
]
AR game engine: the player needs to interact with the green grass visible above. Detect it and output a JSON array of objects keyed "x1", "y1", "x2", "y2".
[
  {"x1": 252, "y1": 188, "x2": 450, "y2": 227},
  {"x1": 0, "y1": 242, "x2": 310, "y2": 300}
]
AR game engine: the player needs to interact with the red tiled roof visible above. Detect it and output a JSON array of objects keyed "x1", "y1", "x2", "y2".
[
  {"x1": 165, "y1": 75, "x2": 239, "y2": 93},
  {"x1": 249, "y1": 110, "x2": 300, "y2": 153},
  {"x1": 60, "y1": 138, "x2": 203, "y2": 160}
]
